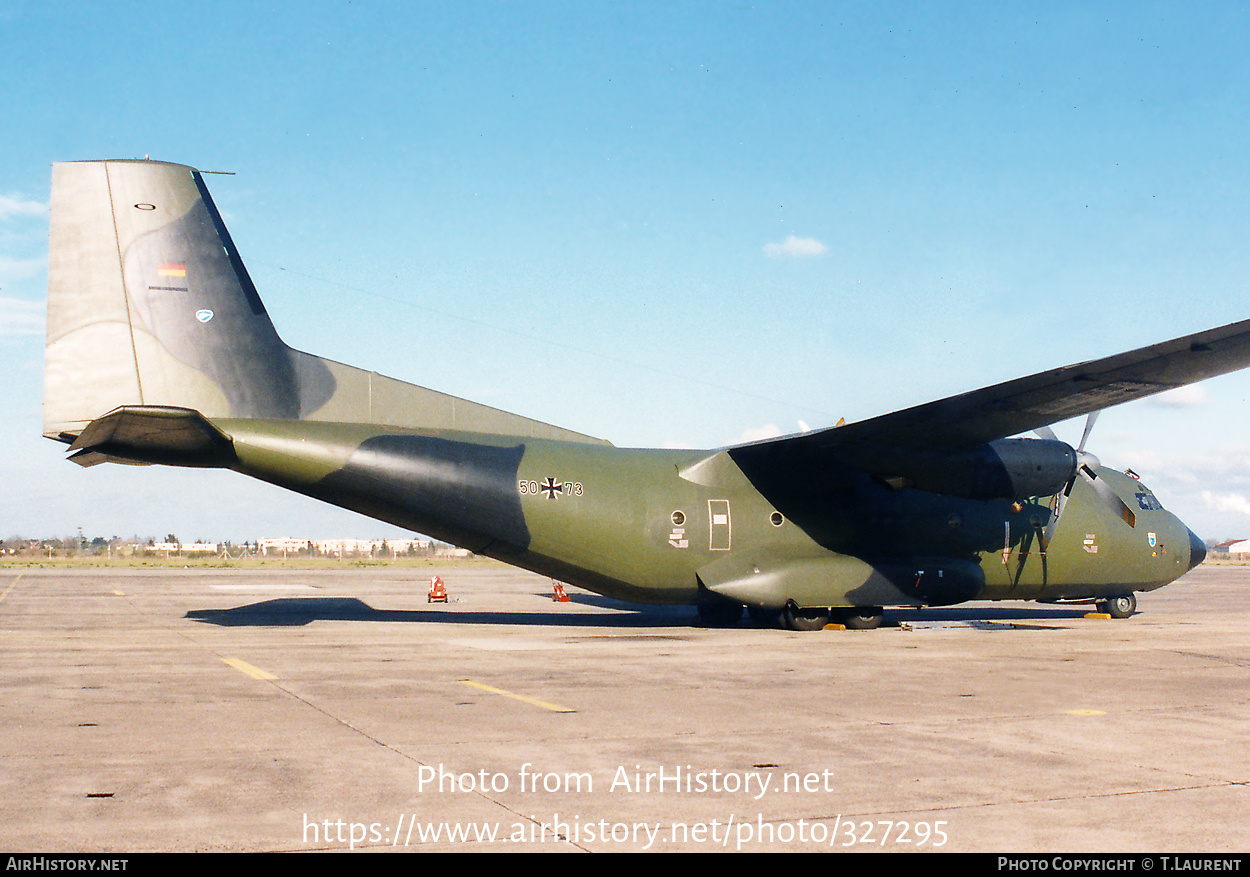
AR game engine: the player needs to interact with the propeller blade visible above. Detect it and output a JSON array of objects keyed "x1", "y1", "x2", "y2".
[
  {"x1": 1034, "y1": 425, "x2": 1059, "y2": 442},
  {"x1": 1077, "y1": 411, "x2": 1099, "y2": 453},
  {"x1": 1042, "y1": 490, "x2": 1067, "y2": 549},
  {"x1": 1081, "y1": 466, "x2": 1137, "y2": 528},
  {"x1": 1037, "y1": 411, "x2": 1132, "y2": 547}
]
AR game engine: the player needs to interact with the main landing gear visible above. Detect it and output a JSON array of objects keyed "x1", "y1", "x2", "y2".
[
  {"x1": 697, "y1": 595, "x2": 887, "y2": 631},
  {"x1": 839, "y1": 606, "x2": 884, "y2": 630},
  {"x1": 776, "y1": 603, "x2": 885, "y2": 631},
  {"x1": 782, "y1": 602, "x2": 830, "y2": 631}
]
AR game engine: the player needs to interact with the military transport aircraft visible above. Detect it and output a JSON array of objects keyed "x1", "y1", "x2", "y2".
[{"x1": 44, "y1": 160, "x2": 1250, "y2": 630}]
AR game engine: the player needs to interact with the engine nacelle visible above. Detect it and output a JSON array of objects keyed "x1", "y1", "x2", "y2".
[
  {"x1": 972, "y1": 438, "x2": 1077, "y2": 500},
  {"x1": 840, "y1": 438, "x2": 1077, "y2": 501}
]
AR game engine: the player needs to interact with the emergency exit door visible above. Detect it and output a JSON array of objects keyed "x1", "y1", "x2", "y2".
[{"x1": 708, "y1": 500, "x2": 731, "y2": 551}]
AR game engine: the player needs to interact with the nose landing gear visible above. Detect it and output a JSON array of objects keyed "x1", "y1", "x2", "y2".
[{"x1": 1096, "y1": 593, "x2": 1136, "y2": 618}]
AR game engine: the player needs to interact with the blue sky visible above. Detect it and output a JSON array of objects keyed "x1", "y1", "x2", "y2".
[{"x1": 4, "y1": 1, "x2": 1250, "y2": 542}]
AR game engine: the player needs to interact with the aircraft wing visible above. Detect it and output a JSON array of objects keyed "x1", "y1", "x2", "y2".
[{"x1": 744, "y1": 315, "x2": 1250, "y2": 456}]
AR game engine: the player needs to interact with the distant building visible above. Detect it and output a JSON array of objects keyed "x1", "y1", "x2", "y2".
[
  {"x1": 150, "y1": 541, "x2": 219, "y2": 554},
  {"x1": 258, "y1": 537, "x2": 433, "y2": 557},
  {"x1": 1218, "y1": 539, "x2": 1250, "y2": 557},
  {"x1": 258, "y1": 538, "x2": 311, "y2": 555}
]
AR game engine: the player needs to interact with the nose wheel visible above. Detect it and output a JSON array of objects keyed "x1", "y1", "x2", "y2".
[{"x1": 1096, "y1": 593, "x2": 1136, "y2": 618}]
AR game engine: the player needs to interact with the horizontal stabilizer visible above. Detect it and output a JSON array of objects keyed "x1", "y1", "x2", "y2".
[{"x1": 68, "y1": 406, "x2": 235, "y2": 468}]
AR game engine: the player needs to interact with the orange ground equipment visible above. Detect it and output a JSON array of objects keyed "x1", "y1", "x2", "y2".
[
  {"x1": 428, "y1": 576, "x2": 448, "y2": 603},
  {"x1": 552, "y1": 582, "x2": 570, "y2": 602}
]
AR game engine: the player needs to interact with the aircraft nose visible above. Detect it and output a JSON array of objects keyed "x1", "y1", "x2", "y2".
[{"x1": 1187, "y1": 527, "x2": 1207, "y2": 571}]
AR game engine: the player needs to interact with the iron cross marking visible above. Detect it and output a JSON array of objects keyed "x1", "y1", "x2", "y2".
[{"x1": 540, "y1": 477, "x2": 564, "y2": 500}]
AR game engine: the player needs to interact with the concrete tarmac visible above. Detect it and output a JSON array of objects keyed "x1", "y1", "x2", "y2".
[{"x1": 1, "y1": 562, "x2": 1247, "y2": 852}]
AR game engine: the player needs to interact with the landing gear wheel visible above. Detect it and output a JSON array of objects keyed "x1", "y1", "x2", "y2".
[
  {"x1": 1097, "y1": 593, "x2": 1136, "y2": 619},
  {"x1": 697, "y1": 596, "x2": 743, "y2": 627},
  {"x1": 782, "y1": 602, "x2": 830, "y2": 631},
  {"x1": 839, "y1": 606, "x2": 884, "y2": 630}
]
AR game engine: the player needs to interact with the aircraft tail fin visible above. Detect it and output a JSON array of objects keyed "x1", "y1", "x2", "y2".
[
  {"x1": 44, "y1": 159, "x2": 322, "y2": 440},
  {"x1": 45, "y1": 160, "x2": 606, "y2": 446}
]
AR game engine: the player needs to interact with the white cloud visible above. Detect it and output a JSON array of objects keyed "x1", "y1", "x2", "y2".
[
  {"x1": 1200, "y1": 490, "x2": 1250, "y2": 517},
  {"x1": 764, "y1": 235, "x2": 827, "y2": 258},
  {"x1": 1150, "y1": 385, "x2": 1209, "y2": 408},
  {"x1": 737, "y1": 423, "x2": 783, "y2": 443},
  {"x1": 0, "y1": 256, "x2": 45, "y2": 283},
  {"x1": 0, "y1": 195, "x2": 47, "y2": 220},
  {"x1": 0, "y1": 297, "x2": 45, "y2": 334}
]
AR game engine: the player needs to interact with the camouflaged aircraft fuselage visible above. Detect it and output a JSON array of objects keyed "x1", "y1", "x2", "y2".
[{"x1": 46, "y1": 160, "x2": 1237, "y2": 627}]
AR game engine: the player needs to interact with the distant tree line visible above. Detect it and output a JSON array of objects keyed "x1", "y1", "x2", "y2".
[{"x1": 0, "y1": 534, "x2": 457, "y2": 559}]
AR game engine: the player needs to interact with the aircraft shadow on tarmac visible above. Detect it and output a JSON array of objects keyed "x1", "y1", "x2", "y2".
[
  {"x1": 184, "y1": 597, "x2": 1092, "y2": 629},
  {"x1": 185, "y1": 596, "x2": 694, "y2": 628}
]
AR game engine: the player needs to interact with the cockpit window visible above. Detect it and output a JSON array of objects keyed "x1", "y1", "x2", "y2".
[{"x1": 1125, "y1": 469, "x2": 1165, "y2": 511}]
